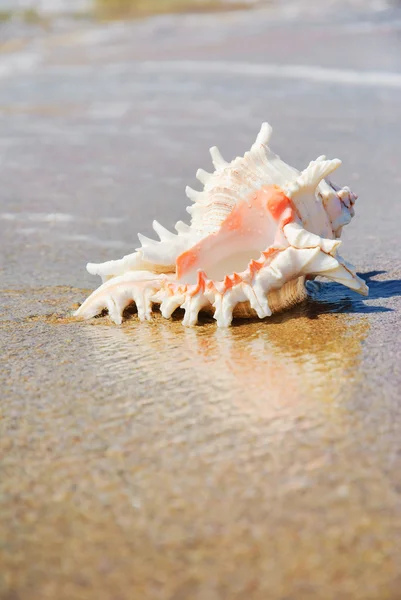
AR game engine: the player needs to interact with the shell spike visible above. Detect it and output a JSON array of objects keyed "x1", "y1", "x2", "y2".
[
  {"x1": 136, "y1": 289, "x2": 153, "y2": 321},
  {"x1": 138, "y1": 233, "x2": 157, "y2": 247},
  {"x1": 252, "y1": 122, "x2": 273, "y2": 150},
  {"x1": 193, "y1": 269, "x2": 207, "y2": 294},
  {"x1": 286, "y1": 157, "x2": 342, "y2": 198},
  {"x1": 209, "y1": 146, "x2": 227, "y2": 169},
  {"x1": 152, "y1": 220, "x2": 175, "y2": 241},
  {"x1": 196, "y1": 168, "x2": 212, "y2": 185},
  {"x1": 223, "y1": 275, "x2": 233, "y2": 289},
  {"x1": 283, "y1": 222, "x2": 342, "y2": 255},
  {"x1": 249, "y1": 259, "x2": 263, "y2": 276},
  {"x1": 160, "y1": 294, "x2": 185, "y2": 319},
  {"x1": 213, "y1": 293, "x2": 234, "y2": 328},
  {"x1": 303, "y1": 157, "x2": 342, "y2": 190},
  {"x1": 104, "y1": 298, "x2": 122, "y2": 325},
  {"x1": 174, "y1": 220, "x2": 191, "y2": 233},
  {"x1": 185, "y1": 186, "x2": 201, "y2": 202},
  {"x1": 182, "y1": 294, "x2": 209, "y2": 327},
  {"x1": 311, "y1": 252, "x2": 369, "y2": 296}
]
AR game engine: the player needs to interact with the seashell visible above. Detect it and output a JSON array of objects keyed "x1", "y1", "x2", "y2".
[{"x1": 74, "y1": 123, "x2": 368, "y2": 327}]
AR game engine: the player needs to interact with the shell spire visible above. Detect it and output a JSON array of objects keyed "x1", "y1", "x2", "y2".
[{"x1": 74, "y1": 122, "x2": 367, "y2": 327}]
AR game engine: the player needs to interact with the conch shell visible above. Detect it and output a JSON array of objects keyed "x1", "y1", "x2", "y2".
[{"x1": 74, "y1": 123, "x2": 368, "y2": 327}]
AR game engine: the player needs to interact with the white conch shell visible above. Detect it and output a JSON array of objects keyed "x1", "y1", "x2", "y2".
[{"x1": 74, "y1": 123, "x2": 367, "y2": 327}]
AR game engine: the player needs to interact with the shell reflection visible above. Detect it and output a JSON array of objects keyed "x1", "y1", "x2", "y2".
[{"x1": 82, "y1": 310, "x2": 369, "y2": 417}]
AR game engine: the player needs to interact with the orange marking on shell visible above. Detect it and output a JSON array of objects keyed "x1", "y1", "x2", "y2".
[
  {"x1": 265, "y1": 186, "x2": 293, "y2": 221},
  {"x1": 223, "y1": 275, "x2": 233, "y2": 290},
  {"x1": 171, "y1": 283, "x2": 187, "y2": 295},
  {"x1": 232, "y1": 273, "x2": 242, "y2": 285},
  {"x1": 177, "y1": 185, "x2": 296, "y2": 283},
  {"x1": 249, "y1": 259, "x2": 263, "y2": 275},
  {"x1": 223, "y1": 209, "x2": 243, "y2": 232},
  {"x1": 262, "y1": 247, "x2": 277, "y2": 260},
  {"x1": 176, "y1": 247, "x2": 201, "y2": 279},
  {"x1": 190, "y1": 270, "x2": 207, "y2": 297},
  {"x1": 246, "y1": 185, "x2": 296, "y2": 227}
]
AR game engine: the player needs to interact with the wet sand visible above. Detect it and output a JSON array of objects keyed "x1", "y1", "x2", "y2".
[{"x1": 1, "y1": 5, "x2": 401, "y2": 599}]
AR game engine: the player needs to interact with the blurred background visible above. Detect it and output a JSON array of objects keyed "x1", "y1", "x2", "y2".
[{"x1": 0, "y1": 0, "x2": 400, "y2": 27}]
